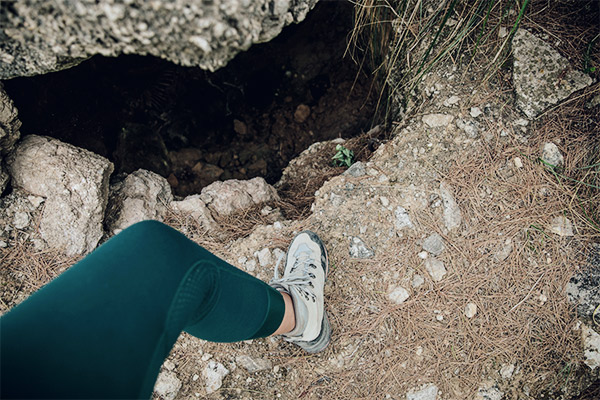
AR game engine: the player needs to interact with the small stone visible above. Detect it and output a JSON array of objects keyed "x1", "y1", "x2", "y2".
[
  {"x1": 422, "y1": 113, "x2": 454, "y2": 128},
  {"x1": 541, "y1": 142, "x2": 564, "y2": 168},
  {"x1": 470, "y1": 107, "x2": 483, "y2": 118},
  {"x1": 294, "y1": 104, "x2": 311, "y2": 123},
  {"x1": 27, "y1": 195, "x2": 44, "y2": 208},
  {"x1": 235, "y1": 355, "x2": 272, "y2": 373},
  {"x1": 406, "y1": 383, "x2": 438, "y2": 400},
  {"x1": 349, "y1": 236, "x2": 375, "y2": 259},
  {"x1": 154, "y1": 371, "x2": 182, "y2": 400},
  {"x1": 412, "y1": 274, "x2": 425, "y2": 288},
  {"x1": 388, "y1": 286, "x2": 410, "y2": 304},
  {"x1": 418, "y1": 251, "x2": 428, "y2": 259},
  {"x1": 425, "y1": 258, "x2": 447, "y2": 282},
  {"x1": 255, "y1": 248, "x2": 272, "y2": 267},
  {"x1": 465, "y1": 302, "x2": 477, "y2": 318},
  {"x1": 193, "y1": 374, "x2": 199, "y2": 381},
  {"x1": 12, "y1": 211, "x2": 30, "y2": 230},
  {"x1": 548, "y1": 216, "x2": 574, "y2": 237},
  {"x1": 343, "y1": 161, "x2": 366, "y2": 177},
  {"x1": 163, "y1": 359, "x2": 175, "y2": 371},
  {"x1": 443, "y1": 95, "x2": 460, "y2": 107},
  {"x1": 203, "y1": 361, "x2": 229, "y2": 395},
  {"x1": 456, "y1": 118, "x2": 479, "y2": 138},
  {"x1": 233, "y1": 119, "x2": 247, "y2": 135},
  {"x1": 500, "y1": 364, "x2": 515, "y2": 379},
  {"x1": 244, "y1": 259, "x2": 257, "y2": 272},
  {"x1": 423, "y1": 233, "x2": 445, "y2": 255},
  {"x1": 436, "y1": 314, "x2": 444, "y2": 321},
  {"x1": 380, "y1": 196, "x2": 390, "y2": 207},
  {"x1": 494, "y1": 238, "x2": 513, "y2": 262},
  {"x1": 0, "y1": 240, "x2": 7, "y2": 248},
  {"x1": 582, "y1": 322, "x2": 600, "y2": 370},
  {"x1": 513, "y1": 157, "x2": 523, "y2": 168},
  {"x1": 498, "y1": 26, "x2": 508, "y2": 38},
  {"x1": 440, "y1": 182, "x2": 462, "y2": 231},
  {"x1": 394, "y1": 206, "x2": 414, "y2": 231},
  {"x1": 476, "y1": 382, "x2": 504, "y2": 400}
]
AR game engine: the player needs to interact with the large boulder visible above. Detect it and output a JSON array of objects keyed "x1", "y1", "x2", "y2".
[
  {"x1": 105, "y1": 169, "x2": 173, "y2": 236},
  {"x1": 7, "y1": 135, "x2": 113, "y2": 255},
  {"x1": 200, "y1": 177, "x2": 279, "y2": 217},
  {"x1": 0, "y1": 0, "x2": 318, "y2": 79}
]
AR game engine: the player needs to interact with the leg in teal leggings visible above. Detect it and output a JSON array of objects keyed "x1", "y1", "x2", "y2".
[{"x1": 0, "y1": 220, "x2": 285, "y2": 399}]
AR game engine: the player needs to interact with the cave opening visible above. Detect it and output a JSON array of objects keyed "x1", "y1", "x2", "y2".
[{"x1": 3, "y1": 1, "x2": 380, "y2": 198}]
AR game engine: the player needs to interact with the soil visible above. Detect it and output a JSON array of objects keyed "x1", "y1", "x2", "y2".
[{"x1": 2, "y1": 1, "x2": 378, "y2": 197}]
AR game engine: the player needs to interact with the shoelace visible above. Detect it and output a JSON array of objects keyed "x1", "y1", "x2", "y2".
[{"x1": 271, "y1": 251, "x2": 317, "y2": 302}]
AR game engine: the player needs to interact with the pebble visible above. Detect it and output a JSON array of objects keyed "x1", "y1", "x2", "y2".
[
  {"x1": 12, "y1": 212, "x2": 30, "y2": 230},
  {"x1": 418, "y1": 251, "x2": 428, "y2": 259},
  {"x1": 380, "y1": 196, "x2": 390, "y2": 207},
  {"x1": 548, "y1": 216, "x2": 574, "y2": 237},
  {"x1": 440, "y1": 182, "x2": 462, "y2": 232},
  {"x1": 244, "y1": 259, "x2": 257, "y2": 272},
  {"x1": 293, "y1": 104, "x2": 311, "y2": 123},
  {"x1": 394, "y1": 206, "x2": 415, "y2": 231},
  {"x1": 388, "y1": 286, "x2": 410, "y2": 304},
  {"x1": 412, "y1": 274, "x2": 425, "y2": 288},
  {"x1": 494, "y1": 238, "x2": 513, "y2": 262},
  {"x1": 163, "y1": 359, "x2": 175, "y2": 371},
  {"x1": 422, "y1": 113, "x2": 454, "y2": 128},
  {"x1": 154, "y1": 371, "x2": 182, "y2": 400},
  {"x1": 513, "y1": 157, "x2": 523, "y2": 168},
  {"x1": 255, "y1": 248, "x2": 272, "y2": 267},
  {"x1": 425, "y1": 258, "x2": 447, "y2": 282},
  {"x1": 443, "y1": 95, "x2": 461, "y2": 107},
  {"x1": 203, "y1": 361, "x2": 229, "y2": 395},
  {"x1": 541, "y1": 142, "x2": 564, "y2": 168},
  {"x1": 500, "y1": 364, "x2": 515, "y2": 379},
  {"x1": 406, "y1": 383, "x2": 439, "y2": 400},
  {"x1": 422, "y1": 233, "x2": 445, "y2": 255},
  {"x1": 235, "y1": 355, "x2": 272, "y2": 373},
  {"x1": 465, "y1": 302, "x2": 477, "y2": 318},
  {"x1": 349, "y1": 236, "x2": 375, "y2": 258},
  {"x1": 470, "y1": 107, "x2": 483, "y2": 118}
]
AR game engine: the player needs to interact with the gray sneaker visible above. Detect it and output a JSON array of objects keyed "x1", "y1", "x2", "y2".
[{"x1": 270, "y1": 231, "x2": 330, "y2": 353}]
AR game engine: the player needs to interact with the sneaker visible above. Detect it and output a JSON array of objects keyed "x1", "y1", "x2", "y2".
[{"x1": 269, "y1": 231, "x2": 330, "y2": 353}]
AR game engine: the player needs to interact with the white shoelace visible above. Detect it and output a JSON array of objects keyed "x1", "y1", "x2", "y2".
[{"x1": 271, "y1": 251, "x2": 317, "y2": 301}]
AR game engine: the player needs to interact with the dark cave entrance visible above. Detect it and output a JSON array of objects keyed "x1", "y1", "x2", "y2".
[{"x1": 3, "y1": 1, "x2": 379, "y2": 197}]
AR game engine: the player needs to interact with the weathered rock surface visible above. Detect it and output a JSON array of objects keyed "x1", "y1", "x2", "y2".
[
  {"x1": 512, "y1": 28, "x2": 593, "y2": 118},
  {"x1": 105, "y1": 169, "x2": 173, "y2": 236},
  {"x1": 0, "y1": 189, "x2": 45, "y2": 246},
  {"x1": 7, "y1": 135, "x2": 113, "y2": 255},
  {"x1": 200, "y1": 177, "x2": 279, "y2": 217},
  {"x1": 203, "y1": 361, "x2": 229, "y2": 394},
  {"x1": 425, "y1": 257, "x2": 447, "y2": 282},
  {"x1": 388, "y1": 286, "x2": 410, "y2": 305},
  {"x1": 169, "y1": 194, "x2": 216, "y2": 230},
  {"x1": 566, "y1": 244, "x2": 600, "y2": 326},
  {"x1": 0, "y1": 0, "x2": 318, "y2": 79},
  {"x1": 406, "y1": 383, "x2": 438, "y2": 400},
  {"x1": 0, "y1": 83, "x2": 22, "y2": 193},
  {"x1": 541, "y1": 142, "x2": 564, "y2": 168},
  {"x1": 439, "y1": 182, "x2": 462, "y2": 232},
  {"x1": 422, "y1": 233, "x2": 445, "y2": 256},
  {"x1": 154, "y1": 370, "x2": 182, "y2": 400},
  {"x1": 235, "y1": 354, "x2": 272, "y2": 373},
  {"x1": 582, "y1": 322, "x2": 600, "y2": 370}
]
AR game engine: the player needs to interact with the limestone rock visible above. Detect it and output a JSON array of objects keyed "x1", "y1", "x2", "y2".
[
  {"x1": 548, "y1": 215, "x2": 574, "y2": 237},
  {"x1": 422, "y1": 113, "x2": 454, "y2": 128},
  {"x1": 406, "y1": 383, "x2": 438, "y2": 400},
  {"x1": 423, "y1": 233, "x2": 445, "y2": 256},
  {"x1": 344, "y1": 161, "x2": 366, "y2": 177},
  {"x1": 0, "y1": 0, "x2": 318, "y2": 79},
  {"x1": 277, "y1": 138, "x2": 346, "y2": 186},
  {"x1": 388, "y1": 286, "x2": 410, "y2": 305},
  {"x1": 0, "y1": 189, "x2": 45, "y2": 245},
  {"x1": 154, "y1": 370, "x2": 182, "y2": 400},
  {"x1": 439, "y1": 182, "x2": 462, "y2": 232},
  {"x1": 349, "y1": 236, "x2": 374, "y2": 258},
  {"x1": 105, "y1": 169, "x2": 173, "y2": 236},
  {"x1": 203, "y1": 361, "x2": 229, "y2": 395},
  {"x1": 7, "y1": 135, "x2": 113, "y2": 255},
  {"x1": 582, "y1": 322, "x2": 600, "y2": 370},
  {"x1": 0, "y1": 83, "x2": 21, "y2": 154},
  {"x1": 200, "y1": 177, "x2": 279, "y2": 217},
  {"x1": 425, "y1": 258, "x2": 447, "y2": 282},
  {"x1": 394, "y1": 206, "x2": 415, "y2": 231},
  {"x1": 235, "y1": 355, "x2": 272, "y2": 373},
  {"x1": 512, "y1": 29, "x2": 593, "y2": 118},
  {"x1": 541, "y1": 142, "x2": 564, "y2": 168},
  {"x1": 465, "y1": 302, "x2": 477, "y2": 319},
  {"x1": 170, "y1": 194, "x2": 216, "y2": 230}
]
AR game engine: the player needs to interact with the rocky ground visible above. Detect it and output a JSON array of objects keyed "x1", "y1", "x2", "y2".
[{"x1": 1, "y1": 3, "x2": 599, "y2": 400}]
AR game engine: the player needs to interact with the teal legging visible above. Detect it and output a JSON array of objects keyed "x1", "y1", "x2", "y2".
[{"x1": 0, "y1": 220, "x2": 285, "y2": 399}]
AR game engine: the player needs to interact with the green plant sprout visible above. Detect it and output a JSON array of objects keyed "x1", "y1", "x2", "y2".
[{"x1": 332, "y1": 144, "x2": 354, "y2": 167}]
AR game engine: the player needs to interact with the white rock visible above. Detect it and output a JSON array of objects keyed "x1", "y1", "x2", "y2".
[
  {"x1": 203, "y1": 361, "x2": 229, "y2": 395},
  {"x1": 406, "y1": 383, "x2": 438, "y2": 400},
  {"x1": 423, "y1": 233, "x2": 445, "y2": 256},
  {"x1": 105, "y1": 169, "x2": 173, "y2": 236},
  {"x1": 395, "y1": 206, "x2": 415, "y2": 231},
  {"x1": 425, "y1": 258, "x2": 447, "y2": 282},
  {"x1": 244, "y1": 259, "x2": 257, "y2": 272},
  {"x1": 170, "y1": 194, "x2": 216, "y2": 230},
  {"x1": 7, "y1": 135, "x2": 113, "y2": 255},
  {"x1": 200, "y1": 177, "x2": 279, "y2": 217},
  {"x1": 380, "y1": 196, "x2": 390, "y2": 207},
  {"x1": 349, "y1": 236, "x2": 375, "y2": 258},
  {"x1": 582, "y1": 323, "x2": 600, "y2": 369},
  {"x1": 513, "y1": 157, "x2": 523, "y2": 168},
  {"x1": 235, "y1": 355, "x2": 272, "y2": 373},
  {"x1": 443, "y1": 95, "x2": 461, "y2": 107},
  {"x1": 418, "y1": 251, "x2": 428, "y2": 259},
  {"x1": 412, "y1": 274, "x2": 425, "y2": 288},
  {"x1": 154, "y1": 371, "x2": 182, "y2": 400},
  {"x1": 494, "y1": 238, "x2": 513, "y2": 262},
  {"x1": 500, "y1": 363, "x2": 515, "y2": 379},
  {"x1": 388, "y1": 286, "x2": 410, "y2": 304},
  {"x1": 255, "y1": 247, "x2": 272, "y2": 267},
  {"x1": 422, "y1": 113, "x2": 454, "y2": 128},
  {"x1": 470, "y1": 107, "x2": 483, "y2": 118},
  {"x1": 475, "y1": 382, "x2": 504, "y2": 400},
  {"x1": 541, "y1": 142, "x2": 564, "y2": 168},
  {"x1": 163, "y1": 359, "x2": 175, "y2": 371},
  {"x1": 440, "y1": 182, "x2": 462, "y2": 231},
  {"x1": 548, "y1": 216, "x2": 574, "y2": 237},
  {"x1": 465, "y1": 302, "x2": 477, "y2": 318},
  {"x1": 12, "y1": 211, "x2": 30, "y2": 230}
]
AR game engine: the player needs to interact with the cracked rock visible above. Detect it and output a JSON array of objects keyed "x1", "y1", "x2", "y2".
[{"x1": 349, "y1": 236, "x2": 375, "y2": 258}]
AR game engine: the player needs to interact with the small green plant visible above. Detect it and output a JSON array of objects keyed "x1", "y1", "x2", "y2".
[{"x1": 332, "y1": 144, "x2": 354, "y2": 167}]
